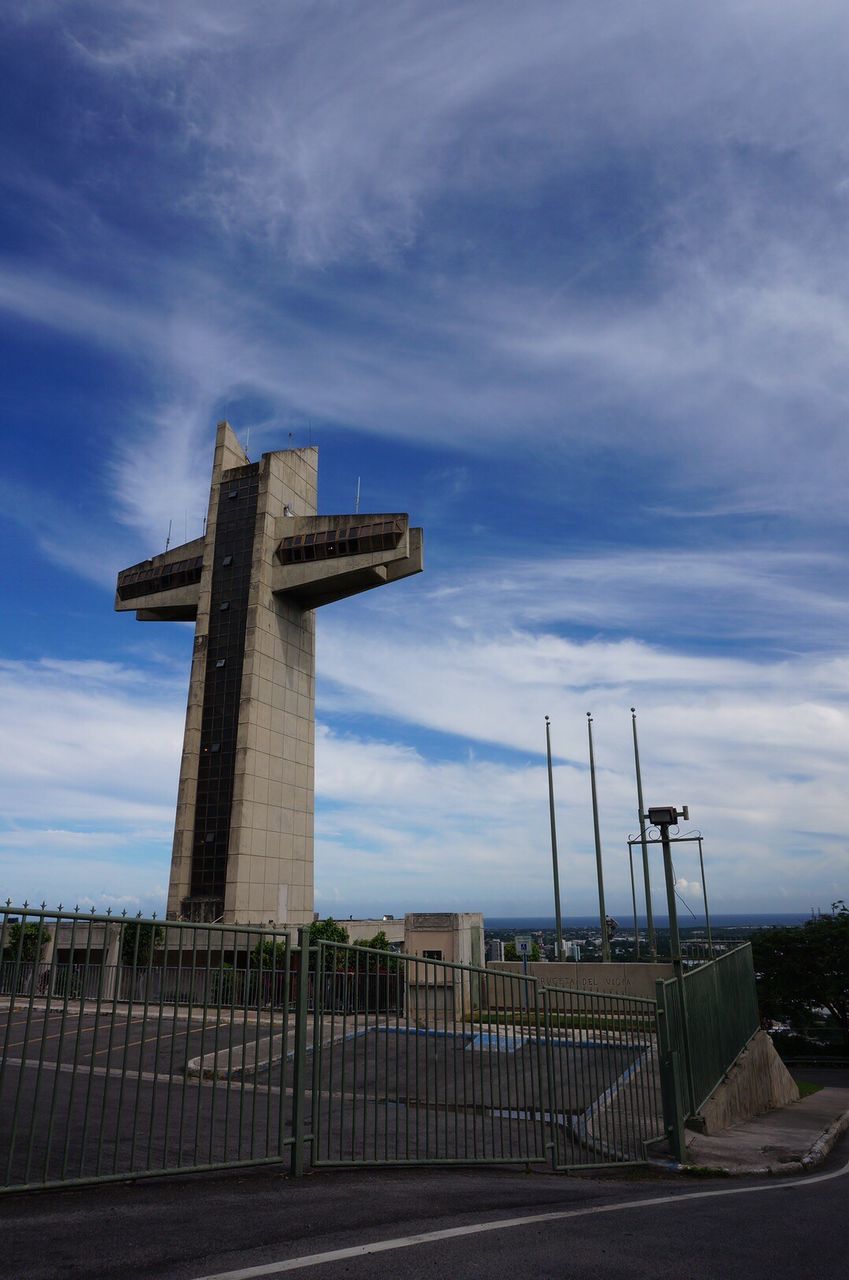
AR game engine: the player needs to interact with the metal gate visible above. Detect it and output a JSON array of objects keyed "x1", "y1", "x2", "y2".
[
  {"x1": 540, "y1": 984, "x2": 663, "y2": 1169},
  {"x1": 309, "y1": 941, "x2": 664, "y2": 1170},
  {"x1": 1, "y1": 911, "x2": 666, "y2": 1192},
  {"x1": 0, "y1": 906, "x2": 299, "y2": 1191}
]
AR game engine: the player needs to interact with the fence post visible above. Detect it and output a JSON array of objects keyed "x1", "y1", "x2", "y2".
[
  {"x1": 290, "y1": 928, "x2": 311, "y2": 1176},
  {"x1": 539, "y1": 987, "x2": 559, "y2": 1170},
  {"x1": 655, "y1": 980, "x2": 686, "y2": 1164}
]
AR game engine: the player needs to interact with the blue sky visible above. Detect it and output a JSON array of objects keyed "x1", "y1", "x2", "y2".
[{"x1": 1, "y1": 2, "x2": 848, "y2": 919}]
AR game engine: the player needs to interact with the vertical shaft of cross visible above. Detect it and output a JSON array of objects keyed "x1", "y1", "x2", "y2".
[{"x1": 115, "y1": 422, "x2": 423, "y2": 925}]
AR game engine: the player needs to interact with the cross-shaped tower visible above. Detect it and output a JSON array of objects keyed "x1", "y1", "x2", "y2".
[{"x1": 115, "y1": 422, "x2": 423, "y2": 924}]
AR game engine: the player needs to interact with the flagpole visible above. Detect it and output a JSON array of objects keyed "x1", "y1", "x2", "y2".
[
  {"x1": 631, "y1": 708, "x2": 657, "y2": 961},
  {"x1": 545, "y1": 716, "x2": 565, "y2": 962},
  {"x1": 587, "y1": 713, "x2": 610, "y2": 962}
]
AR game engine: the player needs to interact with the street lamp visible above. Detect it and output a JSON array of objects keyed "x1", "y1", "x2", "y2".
[{"x1": 646, "y1": 804, "x2": 695, "y2": 1113}]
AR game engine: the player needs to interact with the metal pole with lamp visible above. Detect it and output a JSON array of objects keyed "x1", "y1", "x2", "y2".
[{"x1": 647, "y1": 804, "x2": 696, "y2": 1116}]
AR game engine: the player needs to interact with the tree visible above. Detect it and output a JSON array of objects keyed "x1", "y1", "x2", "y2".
[
  {"x1": 504, "y1": 941, "x2": 541, "y2": 962},
  {"x1": 752, "y1": 902, "x2": 849, "y2": 1052},
  {"x1": 120, "y1": 921, "x2": 163, "y2": 967},
  {"x1": 249, "y1": 919, "x2": 350, "y2": 975},
  {"x1": 5, "y1": 922, "x2": 50, "y2": 962},
  {"x1": 358, "y1": 930, "x2": 400, "y2": 973},
  {"x1": 308, "y1": 917, "x2": 349, "y2": 946},
  {"x1": 250, "y1": 937, "x2": 287, "y2": 971}
]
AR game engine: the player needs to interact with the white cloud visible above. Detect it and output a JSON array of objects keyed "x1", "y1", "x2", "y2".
[
  {"x1": 308, "y1": 555, "x2": 849, "y2": 913},
  {"x1": 3, "y1": 579, "x2": 847, "y2": 918},
  {"x1": 0, "y1": 659, "x2": 182, "y2": 909}
]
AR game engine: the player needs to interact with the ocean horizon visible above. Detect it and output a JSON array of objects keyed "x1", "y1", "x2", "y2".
[{"x1": 485, "y1": 912, "x2": 811, "y2": 930}]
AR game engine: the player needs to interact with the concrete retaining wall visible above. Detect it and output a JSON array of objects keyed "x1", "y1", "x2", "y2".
[
  {"x1": 693, "y1": 1028, "x2": 800, "y2": 1135},
  {"x1": 487, "y1": 961, "x2": 673, "y2": 1006}
]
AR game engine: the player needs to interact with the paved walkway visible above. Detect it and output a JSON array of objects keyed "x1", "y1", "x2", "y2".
[{"x1": 679, "y1": 1081, "x2": 849, "y2": 1174}]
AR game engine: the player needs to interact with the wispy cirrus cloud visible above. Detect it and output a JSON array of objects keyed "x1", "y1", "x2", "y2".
[{"x1": 2, "y1": 3, "x2": 849, "y2": 919}]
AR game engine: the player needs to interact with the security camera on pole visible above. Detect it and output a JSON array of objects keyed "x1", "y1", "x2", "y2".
[{"x1": 645, "y1": 804, "x2": 696, "y2": 1114}]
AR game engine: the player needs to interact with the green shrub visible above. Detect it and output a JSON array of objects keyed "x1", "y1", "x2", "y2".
[
  {"x1": 120, "y1": 922, "x2": 164, "y2": 967},
  {"x1": 5, "y1": 922, "x2": 50, "y2": 962}
]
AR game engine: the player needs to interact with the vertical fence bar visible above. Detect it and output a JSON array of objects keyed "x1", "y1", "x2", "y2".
[
  {"x1": 129, "y1": 920, "x2": 158, "y2": 1171},
  {"x1": 0, "y1": 906, "x2": 14, "y2": 1106},
  {"x1": 79, "y1": 917, "x2": 112, "y2": 1179},
  {"x1": 276, "y1": 933, "x2": 292, "y2": 1160},
  {"x1": 111, "y1": 918, "x2": 141, "y2": 1175},
  {"x1": 310, "y1": 938, "x2": 325, "y2": 1163},
  {"x1": 96, "y1": 914, "x2": 125, "y2": 1177},
  {"x1": 248, "y1": 931, "x2": 265, "y2": 1161},
  {"x1": 407, "y1": 952, "x2": 417, "y2": 1162},
  {"x1": 161, "y1": 923, "x2": 186, "y2": 1171},
  {"x1": 191, "y1": 924, "x2": 212, "y2": 1167},
  {"x1": 352, "y1": 946, "x2": 361, "y2": 1161},
  {"x1": 43, "y1": 910, "x2": 79, "y2": 1181},
  {"x1": 339, "y1": 947, "x2": 350, "y2": 1162},
  {"x1": 61, "y1": 915, "x2": 95, "y2": 1179},
  {"x1": 219, "y1": 927, "x2": 238, "y2": 1163},
  {"x1": 14, "y1": 911, "x2": 52, "y2": 1184},
  {"x1": 290, "y1": 929, "x2": 310, "y2": 1176},
  {"x1": 655, "y1": 979, "x2": 686, "y2": 1163},
  {"x1": 205, "y1": 925, "x2": 227, "y2": 1165},
  {"x1": 177, "y1": 922, "x2": 201, "y2": 1169},
  {"x1": 391, "y1": 953, "x2": 400, "y2": 1161}
]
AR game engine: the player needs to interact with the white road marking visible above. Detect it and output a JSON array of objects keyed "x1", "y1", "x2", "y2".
[{"x1": 190, "y1": 1155, "x2": 849, "y2": 1280}]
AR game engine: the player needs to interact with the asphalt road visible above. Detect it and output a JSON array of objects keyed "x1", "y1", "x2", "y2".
[{"x1": 3, "y1": 1129, "x2": 847, "y2": 1280}]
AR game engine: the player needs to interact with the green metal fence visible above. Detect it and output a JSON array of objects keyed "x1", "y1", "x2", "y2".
[
  {"x1": 683, "y1": 942, "x2": 760, "y2": 1110},
  {"x1": 1, "y1": 907, "x2": 677, "y2": 1190},
  {"x1": 0, "y1": 906, "x2": 297, "y2": 1191},
  {"x1": 309, "y1": 940, "x2": 548, "y2": 1166},
  {"x1": 540, "y1": 985, "x2": 663, "y2": 1169},
  {"x1": 309, "y1": 941, "x2": 665, "y2": 1170},
  {"x1": 655, "y1": 942, "x2": 760, "y2": 1146}
]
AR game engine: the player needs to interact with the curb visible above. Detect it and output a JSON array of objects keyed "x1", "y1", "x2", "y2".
[
  {"x1": 653, "y1": 1107, "x2": 849, "y2": 1179},
  {"x1": 801, "y1": 1107, "x2": 849, "y2": 1170}
]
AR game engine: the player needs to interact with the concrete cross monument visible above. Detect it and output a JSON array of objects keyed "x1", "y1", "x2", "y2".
[{"x1": 115, "y1": 422, "x2": 423, "y2": 925}]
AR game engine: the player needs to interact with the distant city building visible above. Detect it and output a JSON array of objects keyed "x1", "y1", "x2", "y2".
[{"x1": 486, "y1": 938, "x2": 505, "y2": 962}]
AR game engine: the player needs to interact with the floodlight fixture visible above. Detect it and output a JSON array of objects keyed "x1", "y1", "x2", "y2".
[{"x1": 646, "y1": 805, "x2": 689, "y2": 827}]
